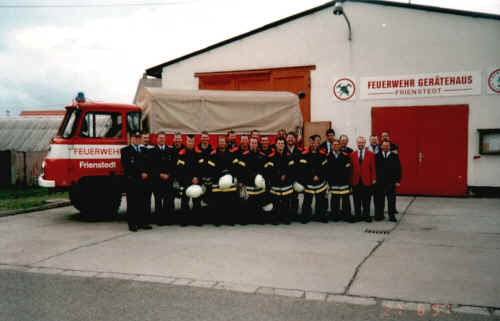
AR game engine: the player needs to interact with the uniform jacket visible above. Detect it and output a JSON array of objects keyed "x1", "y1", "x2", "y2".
[
  {"x1": 286, "y1": 145, "x2": 302, "y2": 162},
  {"x1": 121, "y1": 144, "x2": 146, "y2": 183},
  {"x1": 230, "y1": 146, "x2": 249, "y2": 159},
  {"x1": 151, "y1": 145, "x2": 175, "y2": 184},
  {"x1": 171, "y1": 144, "x2": 185, "y2": 157},
  {"x1": 139, "y1": 144, "x2": 155, "y2": 176},
  {"x1": 176, "y1": 147, "x2": 204, "y2": 186},
  {"x1": 375, "y1": 151, "x2": 402, "y2": 185},
  {"x1": 235, "y1": 150, "x2": 266, "y2": 186},
  {"x1": 340, "y1": 146, "x2": 354, "y2": 155},
  {"x1": 208, "y1": 148, "x2": 237, "y2": 179},
  {"x1": 297, "y1": 148, "x2": 328, "y2": 186},
  {"x1": 259, "y1": 147, "x2": 275, "y2": 157},
  {"x1": 197, "y1": 143, "x2": 214, "y2": 158},
  {"x1": 265, "y1": 150, "x2": 295, "y2": 187},
  {"x1": 350, "y1": 149, "x2": 376, "y2": 186},
  {"x1": 325, "y1": 151, "x2": 351, "y2": 187},
  {"x1": 319, "y1": 141, "x2": 335, "y2": 155},
  {"x1": 367, "y1": 144, "x2": 380, "y2": 154},
  {"x1": 227, "y1": 141, "x2": 238, "y2": 151}
]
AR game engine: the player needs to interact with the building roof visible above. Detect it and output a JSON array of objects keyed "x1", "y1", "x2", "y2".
[
  {"x1": 145, "y1": 0, "x2": 500, "y2": 78},
  {"x1": 20, "y1": 110, "x2": 66, "y2": 117},
  {"x1": 0, "y1": 117, "x2": 62, "y2": 152}
]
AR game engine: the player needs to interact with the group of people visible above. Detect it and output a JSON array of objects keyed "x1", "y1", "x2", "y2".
[{"x1": 120, "y1": 128, "x2": 401, "y2": 232}]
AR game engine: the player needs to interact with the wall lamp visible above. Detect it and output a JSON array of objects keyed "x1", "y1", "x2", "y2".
[{"x1": 333, "y1": 0, "x2": 352, "y2": 41}]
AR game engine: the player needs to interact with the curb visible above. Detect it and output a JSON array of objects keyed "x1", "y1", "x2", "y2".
[
  {"x1": 0, "y1": 200, "x2": 72, "y2": 218},
  {"x1": 2, "y1": 264, "x2": 499, "y2": 317}
]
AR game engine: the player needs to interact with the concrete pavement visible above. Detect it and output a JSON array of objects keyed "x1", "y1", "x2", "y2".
[{"x1": 1, "y1": 196, "x2": 499, "y2": 318}]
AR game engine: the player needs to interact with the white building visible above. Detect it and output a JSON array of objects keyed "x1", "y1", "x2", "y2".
[{"x1": 144, "y1": 0, "x2": 500, "y2": 196}]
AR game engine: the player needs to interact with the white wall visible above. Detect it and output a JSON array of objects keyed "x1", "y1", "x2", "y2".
[{"x1": 162, "y1": 2, "x2": 500, "y2": 187}]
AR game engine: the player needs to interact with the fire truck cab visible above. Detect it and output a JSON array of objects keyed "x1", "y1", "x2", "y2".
[{"x1": 39, "y1": 94, "x2": 142, "y2": 217}]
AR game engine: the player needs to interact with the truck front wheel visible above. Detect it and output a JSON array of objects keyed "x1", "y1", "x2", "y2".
[{"x1": 70, "y1": 178, "x2": 123, "y2": 220}]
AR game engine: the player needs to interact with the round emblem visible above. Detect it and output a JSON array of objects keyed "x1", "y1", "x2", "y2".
[
  {"x1": 488, "y1": 68, "x2": 500, "y2": 94},
  {"x1": 333, "y1": 78, "x2": 356, "y2": 101}
]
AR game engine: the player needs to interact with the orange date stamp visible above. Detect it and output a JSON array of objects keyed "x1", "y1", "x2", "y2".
[{"x1": 382, "y1": 303, "x2": 452, "y2": 318}]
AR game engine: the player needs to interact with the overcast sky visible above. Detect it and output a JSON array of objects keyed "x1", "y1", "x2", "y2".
[{"x1": 0, "y1": 0, "x2": 499, "y2": 116}]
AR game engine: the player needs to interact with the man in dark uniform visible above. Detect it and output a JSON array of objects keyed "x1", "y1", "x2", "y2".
[
  {"x1": 367, "y1": 135, "x2": 380, "y2": 154},
  {"x1": 235, "y1": 137, "x2": 267, "y2": 224},
  {"x1": 380, "y1": 131, "x2": 399, "y2": 153},
  {"x1": 121, "y1": 132, "x2": 152, "y2": 231},
  {"x1": 176, "y1": 134, "x2": 204, "y2": 225},
  {"x1": 297, "y1": 135, "x2": 329, "y2": 223},
  {"x1": 197, "y1": 131, "x2": 214, "y2": 156},
  {"x1": 151, "y1": 132, "x2": 175, "y2": 225},
  {"x1": 207, "y1": 135, "x2": 239, "y2": 225},
  {"x1": 338, "y1": 134, "x2": 354, "y2": 218},
  {"x1": 320, "y1": 128, "x2": 336, "y2": 154},
  {"x1": 172, "y1": 132, "x2": 185, "y2": 155},
  {"x1": 196, "y1": 131, "x2": 215, "y2": 208},
  {"x1": 250, "y1": 129, "x2": 260, "y2": 143},
  {"x1": 380, "y1": 130, "x2": 399, "y2": 213},
  {"x1": 227, "y1": 130, "x2": 238, "y2": 150},
  {"x1": 140, "y1": 132, "x2": 155, "y2": 225},
  {"x1": 286, "y1": 131, "x2": 302, "y2": 220},
  {"x1": 265, "y1": 137, "x2": 295, "y2": 224},
  {"x1": 325, "y1": 139, "x2": 352, "y2": 222},
  {"x1": 231, "y1": 134, "x2": 249, "y2": 156},
  {"x1": 277, "y1": 128, "x2": 287, "y2": 140},
  {"x1": 375, "y1": 141, "x2": 401, "y2": 222},
  {"x1": 339, "y1": 134, "x2": 354, "y2": 155},
  {"x1": 260, "y1": 135, "x2": 275, "y2": 156},
  {"x1": 367, "y1": 134, "x2": 380, "y2": 214}
]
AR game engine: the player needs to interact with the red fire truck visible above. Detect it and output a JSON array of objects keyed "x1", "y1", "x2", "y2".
[{"x1": 39, "y1": 89, "x2": 303, "y2": 218}]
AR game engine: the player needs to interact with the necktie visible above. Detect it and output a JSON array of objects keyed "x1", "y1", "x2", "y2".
[{"x1": 359, "y1": 150, "x2": 363, "y2": 165}]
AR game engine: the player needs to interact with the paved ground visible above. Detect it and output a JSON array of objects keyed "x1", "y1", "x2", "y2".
[
  {"x1": 1, "y1": 269, "x2": 496, "y2": 321},
  {"x1": 1, "y1": 196, "x2": 499, "y2": 319}
]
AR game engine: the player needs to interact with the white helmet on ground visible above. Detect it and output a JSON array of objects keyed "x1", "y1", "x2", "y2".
[
  {"x1": 219, "y1": 174, "x2": 233, "y2": 189},
  {"x1": 293, "y1": 182, "x2": 305, "y2": 193},
  {"x1": 186, "y1": 184, "x2": 203, "y2": 198},
  {"x1": 254, "y1": 174, "x2": 266, "y2": 189},
  {"x1": 262, "y1": 203, "x2": 274, "y2": 212}
]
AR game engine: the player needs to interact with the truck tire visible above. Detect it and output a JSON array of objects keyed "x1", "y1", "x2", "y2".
[{"x1": 71, "y1": 178, "x2": 123, "y2": 220}]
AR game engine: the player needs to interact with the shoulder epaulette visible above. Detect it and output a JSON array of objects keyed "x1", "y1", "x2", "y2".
[
  {"x1": 178, "y1": 148, "x2": 186, "y2": 155},
  {"x1": 259, "y1": 151, "x2": 266, "y2": 156},
  {"x1": 230, "y1": 147, "x2": 238, "y2": 153},
  {"x1": 301, "y1": 148, "x2": 309, "y2": 155},
  {"x1": 242, "y1": 150, "x2": 249, "y2": 155},
  {"x1": 319, "y1": 149, "x2": 327, "y2": 155},
  {"x1": 268, "y1": 150, "x2": 276, "y2": 157},
  {"x1": 195, "y1": 146, "x2": 202, "y2": 153},
  {"x1": 341, "y1": 151, "x2": 349, "y2": 156},
  {"x1": 264, "y1": 161, "x2": 274, "y2": 168}
]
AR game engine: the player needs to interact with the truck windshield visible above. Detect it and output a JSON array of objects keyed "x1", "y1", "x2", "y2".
[
  {"x1": 127, "y1": 112, "x2": 141, "y2": 134},
  {"x1": 80, "y1": 112, "x2": 122, "y2": 138},
  {"x1": 58, "y1": 108, "x2": 80, "y2": 138}
]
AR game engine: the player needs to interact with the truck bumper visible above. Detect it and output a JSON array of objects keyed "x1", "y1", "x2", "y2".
[{"x1": 38, "y1": 175, "x2": 56, "y2": 188}]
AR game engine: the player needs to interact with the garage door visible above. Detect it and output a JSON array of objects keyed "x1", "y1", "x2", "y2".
[
  {"x1": 196, "y1": 66, "x2": 314, "y2": 122},
  {"x1": 372, "y1": 105, "x2": 468, "y2": 196}
]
